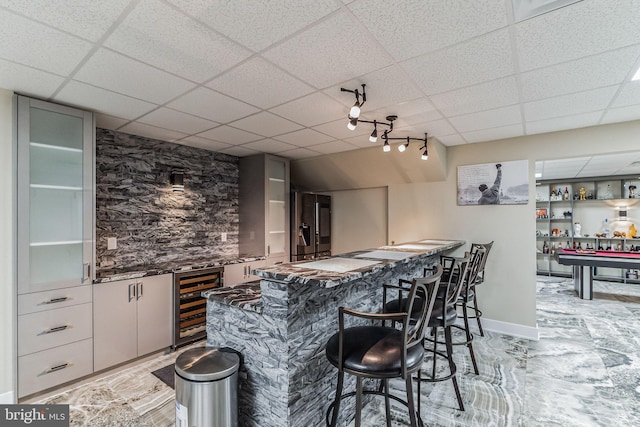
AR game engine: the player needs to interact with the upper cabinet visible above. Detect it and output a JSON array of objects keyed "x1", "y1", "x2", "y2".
[
  {"x1": 16, "y1": 95, "x2": 95, "y2": 294},
  {"x1": 239, "y1": 154, "x2": 290, "y2": 265}
]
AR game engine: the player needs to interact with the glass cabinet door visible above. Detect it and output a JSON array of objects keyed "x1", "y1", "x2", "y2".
[
  {"x1": 266, "y1": 157, "x2": 287, "y2": 258},
  {"x1": 17, "y1": 96, "x2": 94, "y2": 293}
]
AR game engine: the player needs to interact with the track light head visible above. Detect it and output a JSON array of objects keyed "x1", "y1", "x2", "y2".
[
  {"x1": 350, "y1": 102, "x2": 361, "y2": 118},
  {"x1": 398, "y1": 137, "x2": 410, "y2": 152},
  {"x1": 369, "y1": 120, "x2": 378, "y2": 142},
  {"x1": 347, "y1": 116, "x2": 358, "y2": 131},
  {"x1": 383, "y1": 140, "x2": 390, "y2": 152},
  {"x1": 421, "y1": 150, "x2": 428, "y2": 160}
]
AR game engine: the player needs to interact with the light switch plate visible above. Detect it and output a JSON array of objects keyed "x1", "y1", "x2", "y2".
[
  {"x1": 221, "y1": 232, "x2": 227, "y2": 242},
  {"x1": 107, "y1": 237, "x2": 117, "y2": 250}
]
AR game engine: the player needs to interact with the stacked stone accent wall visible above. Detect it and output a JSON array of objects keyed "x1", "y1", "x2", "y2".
[{"x1": 95, "y1": 128, "x2": 239, "y2": 275}]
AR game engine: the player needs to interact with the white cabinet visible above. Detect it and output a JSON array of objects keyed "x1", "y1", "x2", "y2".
[
  {"x1": 239, "y1": 154, "x2": 290, "y2": 264},
  {"x1": 15, "y1": 95, "x2": 95, "y2": 398},
  {"x1": 224, "y1": 260, "x2": 267, "y2": 286},
  {"x1": 93, "y1": 274, "x2": 173, "y2": 372}
]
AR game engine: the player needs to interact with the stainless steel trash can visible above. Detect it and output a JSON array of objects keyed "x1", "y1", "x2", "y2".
[{"x1": 175, "y1": 346, "x2": 240, "y2": 427}]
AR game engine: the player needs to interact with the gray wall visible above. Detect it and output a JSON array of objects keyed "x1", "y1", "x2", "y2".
[
  {"x1": 0, "y1": 89, "x2": 15, "y2": 402},
  {"x1": 95, "y1": 128, "x2": 240, "y2": 275}
]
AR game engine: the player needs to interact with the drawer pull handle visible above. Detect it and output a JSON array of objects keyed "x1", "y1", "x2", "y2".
[
  {"x1": 45, "y1": 362, "x2": 71, "y2": 374},
  {"x1": 44, "y1": 297, "x2": 69, "y2": 305},
  {"x1": 43, "y1": 325, "x2": 69, "y2": 334}
]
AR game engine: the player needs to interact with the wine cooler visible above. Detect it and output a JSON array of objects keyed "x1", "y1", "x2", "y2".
[{"x1": 173, "y1": 267, "x2": 223, "y2": 348}]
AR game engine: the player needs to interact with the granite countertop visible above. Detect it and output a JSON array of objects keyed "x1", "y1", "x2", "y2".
[
  {"x1": 94, "y1": 255, "x2": 266, "y2": 283},
  {"x1": 253, "y1": 239, "x2": 464, "y2": 288},
  {"x1": 202, "y1": 281, "x2": 262, "y2": 313}
]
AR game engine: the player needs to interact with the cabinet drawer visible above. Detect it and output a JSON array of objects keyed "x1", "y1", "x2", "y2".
[
  {"x1": 18, "y1": 285, "x2": 92, "y2": 315},
  {"x1": 18, "y1": 303, "x2": 92, "y2": 356},
  {"x1": 18, "y1": 338, "x2": 93, "y2": 398}
]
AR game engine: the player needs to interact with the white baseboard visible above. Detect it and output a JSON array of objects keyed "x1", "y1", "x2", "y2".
[
  {"x1": 482, "y1": 318, "x2": 539, "y2": 341},
  {"x1": 0, "y1": 389, "x2": 15, "y2": 404}
]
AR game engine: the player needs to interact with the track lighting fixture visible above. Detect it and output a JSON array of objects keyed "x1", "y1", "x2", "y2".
[
  {"x1": 340, "y1": 84, "x2": 429, "y2": 160},
  {"x1": 341, "y1": 84, "x2": 366, "y2": 119}
]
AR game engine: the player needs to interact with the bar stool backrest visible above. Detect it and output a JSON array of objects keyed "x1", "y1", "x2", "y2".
[
  {"x1": 439, "y1": 253, "x2": 472, "y2": 309},
  {"x1": 471, "y1": 241, "x2": 493, "y2": 283},
  {"x1": 405, "y1": 264, "x2": 443, "y2": 354}
]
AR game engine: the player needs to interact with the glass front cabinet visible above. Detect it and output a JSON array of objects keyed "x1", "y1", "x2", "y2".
[{"x1": 16, "y1": 95, "x2": 95, "y2": 397}]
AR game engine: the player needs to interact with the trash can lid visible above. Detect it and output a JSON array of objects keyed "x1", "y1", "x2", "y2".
[{"x1": 175, "y1": 346, "x2": 240, "y2": 382}]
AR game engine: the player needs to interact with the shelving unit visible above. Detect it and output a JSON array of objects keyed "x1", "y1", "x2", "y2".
[{"x1": 536, "y1": 175, "x2": 640, "y2": 283}]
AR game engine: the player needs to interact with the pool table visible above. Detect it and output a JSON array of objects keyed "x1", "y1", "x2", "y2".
[{"x1": 555, "y1": 248, "x2": 640, "y2": 299}]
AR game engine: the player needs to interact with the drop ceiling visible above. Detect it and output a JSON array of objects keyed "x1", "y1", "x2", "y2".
[{"x1": 1, "y1": 0, "x2": 640, "y2": 160}]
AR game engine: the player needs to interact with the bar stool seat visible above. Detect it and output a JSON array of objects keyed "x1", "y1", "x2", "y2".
[{"x1": 325, "y1": 266, "x2": 442, "y2": 427}]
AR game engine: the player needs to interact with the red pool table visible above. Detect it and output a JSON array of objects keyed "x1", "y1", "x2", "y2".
[{"x1": 555, "y1": 249, "x2": 640, "y2": 299}]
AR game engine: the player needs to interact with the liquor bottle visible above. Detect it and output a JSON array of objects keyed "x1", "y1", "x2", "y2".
[
  {"x1": 563, "y1": 187, "x2": 569, "y2": 200},
  {"x1": 550, "y1": 243, "x2": 556, "y2": 254},
  {"x1": 543, "y1": 241, "x2": 549, "y2": 254}
]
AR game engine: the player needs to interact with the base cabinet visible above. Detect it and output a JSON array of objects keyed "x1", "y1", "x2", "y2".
[
  {"x1": 223, "y1": 260, "x2": 267, "y2": 286},
  {"x1": 93, "y1": 274, "x2": 172, "y2": 372}
]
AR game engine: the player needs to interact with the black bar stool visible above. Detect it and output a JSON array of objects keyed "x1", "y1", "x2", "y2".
[
  {"x1": 459, "y1": 241, "x2": 493, "y2": 337},
  {"x1": 325, "y1": 265, "x2": 443, "y2": 427}
]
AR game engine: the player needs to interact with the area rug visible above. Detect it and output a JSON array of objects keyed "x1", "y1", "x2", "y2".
[{"x1": 151, "y1": 364, "x2": 175, "y2": 389}]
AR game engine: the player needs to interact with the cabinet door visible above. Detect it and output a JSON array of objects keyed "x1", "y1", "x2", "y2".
[
  {"x1": 224, "y1": 263, "x2": 247, "y2": 286},
  {"x1": 266, "y1": 157, "x2": 289, "y2": 261},
  {"x1": 136, "y1": 274, "x2": 173, "y2": 356},
  {"x1": 93, "y1": 280, "x2": 137, "y2": 371},
  {"x1": 17, "y1": 96, "x2": 94, "y2": 294},
  {"x1": 246, "y1": 260, "x2": 267, "y2": 281}
]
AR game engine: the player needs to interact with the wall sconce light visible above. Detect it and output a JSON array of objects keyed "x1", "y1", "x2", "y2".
[
  {"x1": 170, "y1": 171, "x2": 184, "y2": 192},
  {"x1": 340, "y1": 84, "x2": 429, "y2": 160}
]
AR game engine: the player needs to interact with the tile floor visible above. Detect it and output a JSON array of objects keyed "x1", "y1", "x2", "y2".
[{"x1": 32, "y1": 277, "x2": 640, "y2": 426}]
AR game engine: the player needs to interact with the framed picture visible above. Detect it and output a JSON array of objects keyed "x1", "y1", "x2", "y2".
[
  {"x1": 457, "y1": 160, "x2": 529, "y2": 206},
  {"x1": 536, "y1": 208, "x2": 547, "y2": 219}
]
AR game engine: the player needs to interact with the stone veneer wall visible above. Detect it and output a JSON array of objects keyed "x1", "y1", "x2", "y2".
[{"x1": 95, "y1": 128, "x2": 239, "y2": 274}]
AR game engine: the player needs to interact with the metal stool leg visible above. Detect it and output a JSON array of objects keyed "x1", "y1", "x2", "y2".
[
  {"x1": 405, "y1": 374, "x2": 418, "y2": 427},
  {"x1": 462, "y1": 302, "x2": 479, "y2": 375},
  {"x1": 355, "y1": 376, "x2": 363, "y2": 427},
  {"x1": 472, "y1": 290, "x2": 484, "y2": 336},
  {"x1": 329, "y1": 371, "x2": 344, "y2": 427},
  {"x1": 384, "y1": 379, "x2": 391, "y2": 427},
  {"x1": 445, "y1": 326, "x2": 465, "y2": 411}
]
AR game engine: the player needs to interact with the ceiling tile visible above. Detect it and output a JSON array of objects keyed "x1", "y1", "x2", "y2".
[
  {"x1": 372, "y1": 99, "x2": 441, "y2": 127},
  {"x1": 263, "y1": 12, "x2": 394, "y2": 89},
  {"x1": 402, "y1": 118, "x2": 456, "y2": 138},
  {"x1": 119, "y1": 121, "x2": 189, "y2": 142},
  {"x1": 0, "y1": 0, "x2": 131, "y2": 42},
  {"x1": 461, "y1": 124, "x2": 524, "y2": 144},
  {"x1": 403, "y1": 29, "x2": 514, "y2": 95},
  {"x1": 273, "y1": 129, "x2": 335, "y2": 146},
  {"x1": 54, "y1": 80, "x2": 157, "y2": 119},
  {"x1": 431, "y1": 77, "x2": 520, "y2": 117},
  {"x1": 241, "y1": 138, "x2": 298, "y2": 154},
  {"x1": 270, "y1": 92, "x2": 346, "y2": 126},
  {"x1": 450, "y1": 105, "x2": 522, "y2": 133},
  {"x1": 167, "y1": 87, "x2": 260, "y2": 123},
  {"x1": 167, "y1": 0, "x2": 339, "y2": 51},
  {"x1": 0, "y1": 59, "x2": 65, "y2": 98},
  {"x1": 0, "y1": 9, "x2": 92, "y2": 75},
  {"x1": 307, "y1": 140, "x2": 359, "y2": 154},
  {"x1": 611, "y1": 80, "x2": 640, "y2": 108},
  {"x1": 137, "y1": 107, "x2": 218, "y2": 134},
  {"x1": 74, "y1": 48, "x2": 196, "y2": 104},
  {"x1": 342, "y1": 134, "x2": 381, "y2": 149},
  {"x1": 520, "y1": 46, "x2": 640, "y2": 102},
  {"x1": 312, "y1": 118, "x2": 370, "y2": 139},
  {"x1": 348, "y1": 0, "x2": 508, "y2": 61},
  {"x1": 95, "y1": 113, "x2": 129, "y2": 130},
  {"x1": 175, "y1": 135, "x2": 232, "y2": 152},
  {"x1": 526, "y1": 111, "x2": 603, "y2": 135},
  {"x1": 601, "y1": 105, "x2": 640, "y2": 125},
  {"x1": 524, "y1": 86, "x2": 617, "y2": 122},
  {"x1": 515, "y1": 0, "x2": 640, "y2": 71},
  {"x1": 105, "y1": 0, "x2": 251, "y2": 83},
  {"x1": 437, "y1": 134, "x2": 467, "y2": 146},
  {"x1": 324, "y1": 65, "x2": 424, "y2": 111},
  {"x1": 219, "y1": 145, "x2": 260, "y2": 157},
  {"x1": 277, "y1": 147, "x2": 322, "y2": 159},
  {"x1": 197, "y1": 125, "x2": 262, "y2": 145},
  {"x1": 207, "y1": 57, "x2": 314, "y2": 108},
  {"x1": 229, "y1": 112, "x2": 302, "y2": 137}
]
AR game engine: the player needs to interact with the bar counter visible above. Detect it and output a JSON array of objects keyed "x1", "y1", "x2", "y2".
[{"x1": 203, "y1": 239, "x2": 464, "y2": 427}]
